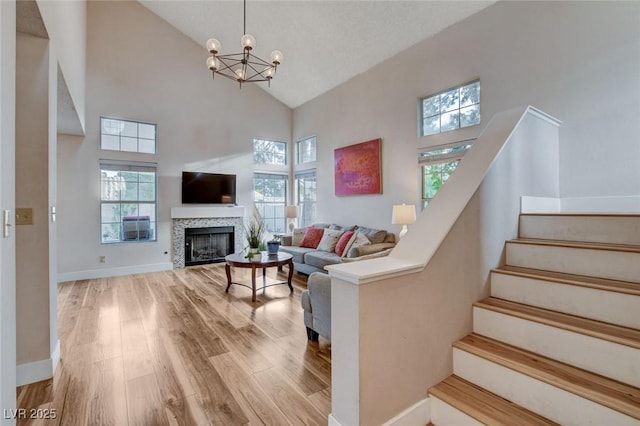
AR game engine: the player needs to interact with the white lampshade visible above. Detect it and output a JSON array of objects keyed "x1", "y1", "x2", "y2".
[
  {"x1": 286, "y1": 205, "x2": 298, "y2": 219},
  {"x1": 392, "y1": 204, "x2": 416, "y2": 225},
  {"x1": 392, "y1": 204, "x2": 416, "y2": 239}
]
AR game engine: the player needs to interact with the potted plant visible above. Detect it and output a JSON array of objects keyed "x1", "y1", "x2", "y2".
[
  {"x1": 244, "y1": 214, "x2": 265, "y2": 260},
  {"x1": 267, "y1": 234, "x2": 281, "y2": 255}
]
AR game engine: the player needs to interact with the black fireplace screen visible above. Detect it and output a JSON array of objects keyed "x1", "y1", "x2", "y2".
[{"x1": 185, "y1": 226, "x2": 234, "y2": 266}]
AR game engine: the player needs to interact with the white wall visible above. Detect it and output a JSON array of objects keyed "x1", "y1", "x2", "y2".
[
  {"x1": 36, "y1": 0, "x2": 86, "y2": 134},
  {"x1": 293, "y1": 1, "x2": 640, "y2": 231},
  {"x1": 16, "y1": 32, "x2": 49, "y2": 366},
  {"x1": 57, "y1": 1, "x2": 292, "y2": 278},
  {"x1": 15, "y1": 32, "x2": 58, "y2": 385},
  {"x1": 0, "y1": 0, "x2": 17, "y2": 420}
]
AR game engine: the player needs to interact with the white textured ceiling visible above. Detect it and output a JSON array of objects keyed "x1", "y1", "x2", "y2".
[{"x1": 139, "y1": 1, "x2": 495, "y2": 108}]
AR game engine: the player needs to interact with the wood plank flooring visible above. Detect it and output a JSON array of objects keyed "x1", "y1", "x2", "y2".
[{"x1": 16, "y1": 264, "x2": 331, "y2": 425}]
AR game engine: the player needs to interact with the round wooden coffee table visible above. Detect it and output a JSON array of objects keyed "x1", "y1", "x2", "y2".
[{"x1": 224, "y1": 252, "x2": 294, "y2": 302}]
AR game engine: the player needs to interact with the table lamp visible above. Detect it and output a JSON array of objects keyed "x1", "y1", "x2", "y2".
[
  {"x1": 392, "y1": 203, "x2": 416, "y2": 238},
  {"x1": 286, "y1": 205, "x2": 298, "y2": 233}
]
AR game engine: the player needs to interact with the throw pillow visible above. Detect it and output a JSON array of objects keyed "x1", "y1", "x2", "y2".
[
  {"x1": 355, "y1": 226, "x2": 387, "y2": 244},
  {"x1": 335, "y1": 231, "x2": 355, "y2": 256},
  {"x1": 346, "y1": 232, "x2": 371, "y2": 258},
  {"x1": 316, "y1": 229, "x2": 343, "y2": 252},
  {"x1": 292, "y1": 227, "x2": 306, "y2": 246},
  {"x1": 300, "y1": 227, "x2": 324, "y2": 248}
]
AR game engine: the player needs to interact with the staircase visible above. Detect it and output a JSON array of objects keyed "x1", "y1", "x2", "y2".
[{"x1": 428, "y1": 213, "x2": 640, "y2": 425}]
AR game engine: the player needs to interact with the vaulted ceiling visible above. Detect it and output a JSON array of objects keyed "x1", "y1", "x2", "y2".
[{"x1": 139, "y1": 1, "x2": 495, "y2": 109}]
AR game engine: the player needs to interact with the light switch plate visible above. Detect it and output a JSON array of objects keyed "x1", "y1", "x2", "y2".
[{"x1": 15, "y1": 208, "x2": 34, "y2": 225}]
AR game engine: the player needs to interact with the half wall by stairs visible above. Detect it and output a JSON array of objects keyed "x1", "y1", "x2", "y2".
[{"x1": 429, "y1": 213, "x2": 640, "y2": 425}]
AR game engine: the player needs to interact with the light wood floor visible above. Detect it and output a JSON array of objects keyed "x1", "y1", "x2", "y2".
[{"x1": 17, "y1": 264, "x2": 331, "y2": 425}]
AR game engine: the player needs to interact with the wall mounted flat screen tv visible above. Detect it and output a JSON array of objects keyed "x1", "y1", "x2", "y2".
[{"x1": 182, "y1": 171, "x2": 236, "y2": 204}]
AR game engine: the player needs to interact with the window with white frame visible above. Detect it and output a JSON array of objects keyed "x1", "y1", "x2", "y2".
[
  {"x1": 253, "y1": 139, "x2": 287, "y2": 166},
  {"x1": 100, "y1": 161, "x2": 157, "y2": 244},
  {"x1": 296, "y1": 136, "x2": 316, "y2": 164},
  {"x1": 296, "y1": 170, "x2": 316, "y2": 227},
  {"x1": 253, "y1": 173, "x2": 287, "y2": 233},
  {"x1": 100, "y1": 117, "x2": 156, "y2": 154},
  {"x1": 419, "y1": 141, "x2": 473, "y2": 208},
  {"x1": 420, "y1": 80, "x2": 480, "y2": 137}
]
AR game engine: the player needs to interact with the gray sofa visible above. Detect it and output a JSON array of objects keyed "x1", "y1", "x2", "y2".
[
  {"x1": 280, "y1": 223, "x2": 396, "y2": 275},
  {"x1": 301, "y1": 272, "x2": 331, "y2": 341}
]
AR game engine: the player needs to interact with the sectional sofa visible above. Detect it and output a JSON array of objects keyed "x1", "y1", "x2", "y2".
[{"x1": 279, "y1": 223, "x2": 396, "y2": 275}]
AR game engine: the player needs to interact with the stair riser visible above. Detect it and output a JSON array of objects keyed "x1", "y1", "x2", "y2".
[
  {"x1": 519, "y1": 215, "x2": 640, "y2": 245},
  {"x1": 453, "y1": 348, "x2": 638, "y2": 426},
  {"x1": 505, "y1": 243, "x2": 640, "y2": 283},
  {"x1": 473, "y1": 307, "x2": 640, "y2": 387},
  {"x1": 429, "y1": 396, "x2": 484, "y2": 426},
  {"x1": 491, "y1": 272, "x2": 640, "y2": 329}
]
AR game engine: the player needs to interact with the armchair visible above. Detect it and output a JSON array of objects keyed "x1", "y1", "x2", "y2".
[{"x1": 301, "y1": 272, "x2": 332, "y2": 341}]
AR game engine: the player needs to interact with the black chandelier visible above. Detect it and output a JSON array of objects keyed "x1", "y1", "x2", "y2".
[{"x1": 205, "y1": 0, "x2": 283, "y2": 88}]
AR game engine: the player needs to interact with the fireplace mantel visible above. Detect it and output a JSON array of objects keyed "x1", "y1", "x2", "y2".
[{"x1": 171, "y1": 206, "x2": 245, "y2": 219}]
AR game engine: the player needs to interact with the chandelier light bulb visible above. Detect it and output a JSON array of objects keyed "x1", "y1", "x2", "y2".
[
  {"x1": 264, "y1": 67, "x2": 275, "y2": 78},
  {"x1": 234, "y1": 68, "x2": 245, "y2": 81},
  {"x1": 270, "y1": 50, "x2": 283, "y2": 65},
  {"x1": 206, "y1": 38, "x2": 222, "y2": 54},
  {"x1": 206, "y1": 56, "x2": 219, "y2": 71},
  {"x1": 241, "y1": 34, "x2": 256, "y2": 50}
]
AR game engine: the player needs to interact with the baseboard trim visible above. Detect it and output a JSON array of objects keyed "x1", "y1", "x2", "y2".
[
  {"x1": 51, "y1": 339, "x2": 60, "y2": 372},
  {"x1": 17, "y1": 340, "x2": 60, "y2": 387},
  {"x1": 561, "y1": 196, "x2": 640, "y2": 213},
  {"x1": 57, "y1": 262, "x2": 173, "y2": 282},
  {"x1": 382, "y1": 398, "x2": 431, "y2": 426},
  {"x1": 521, "y1": 196, "x2": 561, "y2": 213},
  {"x1": 521, "y1": 195, "x2": 640, "y2": 214},
  {"x1": 328, "y1": 414, "x2": 342, "y2": 426}
]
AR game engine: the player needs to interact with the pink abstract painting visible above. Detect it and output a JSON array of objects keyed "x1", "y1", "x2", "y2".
[{"x1": 334, "y1": 138, "x2": 382, "y2": 196}]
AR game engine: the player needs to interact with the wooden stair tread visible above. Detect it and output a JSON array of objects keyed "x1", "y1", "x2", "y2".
[
  {"x1": 507, "y1": 238, "x2": 640, "y2": 253},
  {"x1": 429, "y1": 375, "x2": 559, "y2": 425},
  {"x1": 493, "y1": 266, "x2": 640, "y2": 296},
  {"x1": 454, "y1": 334, "x2": 640, "y2": 419},
  {"x1": 475, "y1": 297, "x2": 640, "y2": 349}
]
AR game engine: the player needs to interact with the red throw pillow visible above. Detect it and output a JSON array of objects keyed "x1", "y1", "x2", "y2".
[
  {"x1": 300, "y1": 227, "x2": 324, "y2": 248},
  {"x1": 335, "y1": 231, "x2": 355, "y2": 256}
]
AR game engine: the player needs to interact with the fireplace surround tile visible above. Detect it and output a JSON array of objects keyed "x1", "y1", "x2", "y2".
[{"x1": 171, "y1": 207, "x2": 245, "y2": 269}]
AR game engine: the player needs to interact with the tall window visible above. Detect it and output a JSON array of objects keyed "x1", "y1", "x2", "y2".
[
  {"x1": 100, "y1": 117, "x2": 156, "y2": 154},
  {"x1": 253, "y1": 173, "x2": 287, "y2": 233},
  {"x1": 296, "y1": 136, "x2": 316, "y2": 164},
  {"x1": 296, "y1": 170, "x2": 316, "y2": 227},
  {"x1": 419, "y1": 141, "x2": 473, "y2": 208},
  {"x1": 100, "y1": 161, "x2": 157, "y2": 244},
  {"x1": 253, "y1": 139, "x2": 287, "y2": 165},
  {"x1": 420, "y1": 80, "x2": 480, "y2": 137}
]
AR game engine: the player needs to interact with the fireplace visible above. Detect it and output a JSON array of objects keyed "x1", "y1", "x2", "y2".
[
  {"x1": 171, "y1": 206, "x2": 245, "y2": 269},
  {"x1": 184, "y1": 226, "x2": 234, "y2": 266}
]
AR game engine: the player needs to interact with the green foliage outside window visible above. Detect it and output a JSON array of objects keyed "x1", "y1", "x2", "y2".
[{"x1": 422, "y1": 160, "x2": 459, "y2": 208}]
